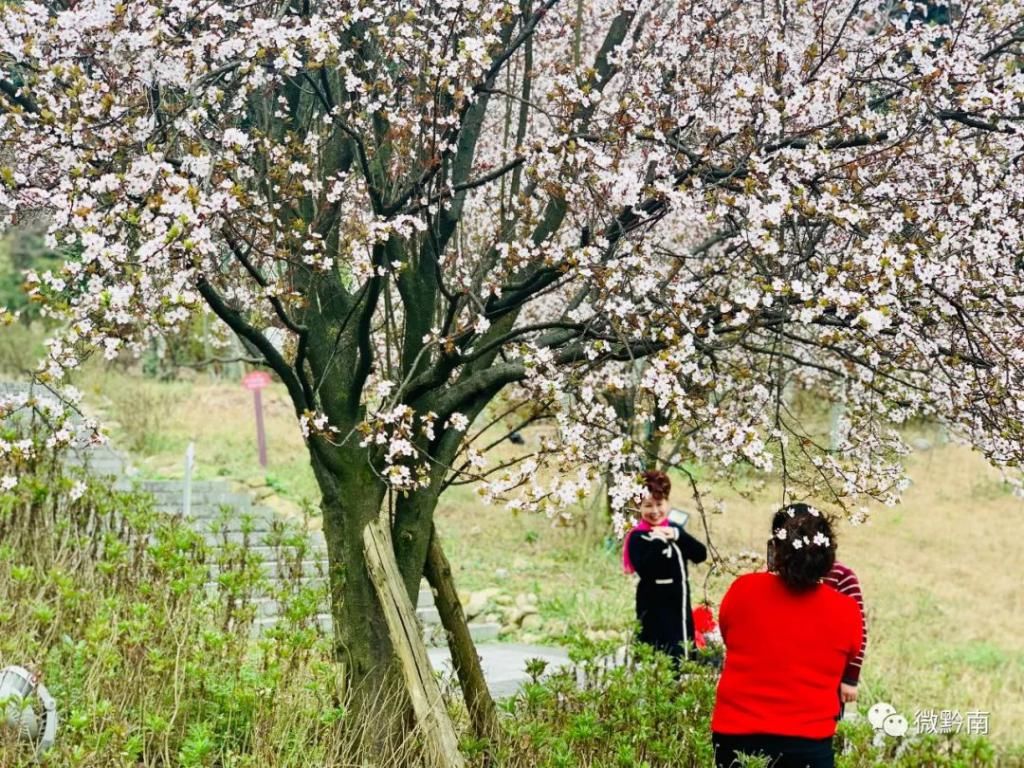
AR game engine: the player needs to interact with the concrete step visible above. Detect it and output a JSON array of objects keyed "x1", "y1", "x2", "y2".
[
  {"x1": 250, "y1": 612, "x2": 499, "y2": 642},
  {"x1": 199, "y1": 530, "x2": 286, "y2": 547},
  {"x1": 187, "y1": 509, "x2": 279, "y2": 532},
  {"x1": 148, "y1": 493, "x2": 255, "y2": 512},
  {"x1": 251, "y1": 613, "x2": 333, "y2": 636},
  {"x1": 82, "y1": 460, "x2": 125, "y2": 477},
  {"x1": 205, "y1": 574, "x2": 328, "y2": 592},
  {"x1": 418, "y1": 605, "x2": 441, "y2": 625},
  {"x1": 137, "y1": 479, "x2": 229, "y2": 494},
  {"x1": 423, "y1": 620, "x2": 501, "y2": 646},
  {"x1": 210, "y1": 544, "x2": 327, "y2": 561},
  {"x1": 207, "y1": 559, "x2": 327, "y2": 579},
  {"x1": 195, "y1": 524, "x2": 322, "y2": 545},
  {"x1": 470, "y1": 622, "x2": 501, "y2": 643},
  {"x1": 50, "y1": 421, "x2": 477, "y2": 646},
  {"x1": 231, "y1": 595, "x2": 439, "y2": 625}
]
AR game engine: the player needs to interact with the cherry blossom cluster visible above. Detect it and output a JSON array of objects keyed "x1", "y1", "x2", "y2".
[
  {"x1": 0, "y1": 387, "x2": 101, "y2": 491},
  {"x1": 1, "y1": 0, "x2": 1023, "y2": 531}
]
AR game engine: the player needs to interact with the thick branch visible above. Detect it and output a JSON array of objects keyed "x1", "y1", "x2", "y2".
[{"x1": 194, "y1": 273, "x2": 309, "y2": 412}]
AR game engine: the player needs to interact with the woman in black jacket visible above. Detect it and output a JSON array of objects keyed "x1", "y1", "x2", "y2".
[{"x1": 623, "y1": 470, "x2": 708, "y2": 664}]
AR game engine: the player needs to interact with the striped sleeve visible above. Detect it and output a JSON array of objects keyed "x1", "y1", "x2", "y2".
[{"x1": 823, "y1": 562, "x2": 866, "y2": 685}]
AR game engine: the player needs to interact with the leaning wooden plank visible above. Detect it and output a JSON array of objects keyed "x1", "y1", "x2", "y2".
[{"x1": 363, "y1": 518, "x2": 466, "y2": 768}]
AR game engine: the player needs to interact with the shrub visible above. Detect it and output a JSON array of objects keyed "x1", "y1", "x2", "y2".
[{"x1": 0, "y1": 417, "x2": 421, "y2": 767}]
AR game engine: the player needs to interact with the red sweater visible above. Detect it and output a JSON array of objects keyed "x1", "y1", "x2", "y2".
[{"x1": 711, "y1": 572, "x2": 863, "y2": 739}]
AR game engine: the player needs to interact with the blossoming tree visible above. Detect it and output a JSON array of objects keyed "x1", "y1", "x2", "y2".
[{"x1": 3, "y1": 0, "x2": 1024, "y2": 729}]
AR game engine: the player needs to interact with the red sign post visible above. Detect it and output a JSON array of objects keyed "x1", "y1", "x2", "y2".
[{"x1": 242, "y1": 370, "x2": 272, "y2": 468}]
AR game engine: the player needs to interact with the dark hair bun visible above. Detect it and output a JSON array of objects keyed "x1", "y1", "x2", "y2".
[
  {"x1": 771, "y1": 505, "x2": 837, "y2": 592},
  {"x1": 642, "y1": 469, "x2": 671, "y2": 500}
]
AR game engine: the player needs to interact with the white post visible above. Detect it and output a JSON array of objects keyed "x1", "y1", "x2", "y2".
[{"x1": 182, "y1": 442, "x2": 194, "y2": 517}]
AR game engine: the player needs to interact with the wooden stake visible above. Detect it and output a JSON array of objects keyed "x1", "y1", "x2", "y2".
[{"x1": 363, "y1": 519, "x2": 466, "y2": 768}]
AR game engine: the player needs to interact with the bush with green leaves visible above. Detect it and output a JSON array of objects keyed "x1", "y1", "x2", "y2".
[
  {"x1": 487, "y1": 636, "x2": 1022, "y2": 768},
  {"x1": 0, "y1": 421, "x2": 413, "y2": 767},
  {"x1": 2, "y1": 416, "x2": 1022, "y2": 767}
]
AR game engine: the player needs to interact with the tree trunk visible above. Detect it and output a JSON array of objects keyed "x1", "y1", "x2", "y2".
[
  {"x1": 313, "y1": 449, "x2": 472, "y2": 764},
  {"x1": 425, "y1": 525, "x2": 500, "y2": 745},
  {"x1": 312, "y1": 455, "x2": 404, "y2": 723},
  {"x1": 364, "y1": 519, "x2": 466, "y2": 768}
]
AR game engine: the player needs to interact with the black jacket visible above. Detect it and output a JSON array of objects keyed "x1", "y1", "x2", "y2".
[{"x1": 627, "y1": 522, "x2": 708, "y2": 660}]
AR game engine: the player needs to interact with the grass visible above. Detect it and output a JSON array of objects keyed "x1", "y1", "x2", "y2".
[
  {"x1": 56, "y1": 366, "x2": 1024, "y2": 748},
  {"x1": 73, "y1": 366, "x2": 321, "y2": 506}
]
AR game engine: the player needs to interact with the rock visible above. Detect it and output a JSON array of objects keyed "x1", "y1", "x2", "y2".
[
  {"x1": 911, "y1": 437, "x2": 933, "y2": 452},
  {"x1": 521, "y1": 614, "x2": 544, "y2": 631},
  {"x1": 494, "y1": 593, "x2": 513, "y2": 606},
  {"x1": 484, "y1": 612, "x2": 501, "y2": 624},
  {"x1": 509, "y1": 605, "x2": 539, "y2": 626},
  {"x1": 463, "y1": 588, "x2": 501, "y2": 619},
  {"x1": 514, "y1": 592, "x2": 539, "y2": 608},
  {"x1": 494, "y1": 568, "x2": 509, "y2": 579}
]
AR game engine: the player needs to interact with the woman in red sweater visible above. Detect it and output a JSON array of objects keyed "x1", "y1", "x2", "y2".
[{"x1": 711, "y1": 509, "x2": 862, "y2": 768}]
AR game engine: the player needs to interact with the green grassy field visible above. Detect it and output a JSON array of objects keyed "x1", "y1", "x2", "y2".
[{"x1": 74, "y1": 368, "x2": 1024, "y2": 747}]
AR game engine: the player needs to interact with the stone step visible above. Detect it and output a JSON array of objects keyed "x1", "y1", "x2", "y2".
[
  {"x1": 423, "y1": 620, "x2": 501, "y2": 646},
  {"x1": 186, "y1": 509, "x2": 279, "y2": 532},
  {"x1": 251, "y1": 613, "x2": 499, "y2": 643},
  {"x1": 220, "y1": 544, "x2": 327, "y2": 560},
  {"x1": 199, "y1": 530, "x2": 287, "y2": 547},
  {"x1": 229, "y1": 594, "x2": 438, "y2": 623},
  {"x1": 207, "y1": 559, "x2": 327, "y2": 579},
  {"x1": 82, "y1": 460, "x2": 125, "y2": 477},
  {"x1": 44, "y1": 416, "x2": 472, "y2": 645},
  {"x1": 251, "y1": 613, "x2": 333, "y2": 636},
  {"x1": 148, "y1": 492, "x2": 255, "y2": 511},
  {"x1": 204, "y1": 575, "x2": 328, "y2": 595},
  {"x1": 196, "y1": 527, "x2": 326, "y2": 547},
  {"x1": 137, "y1": 479, "x2": 231, "y2": 494},
  {"x1": 418, "y1": 605, "x2": 441, "y2": 625},
  {"x1": 471, "y1": 622, "x2": 501, "y2": 643}
]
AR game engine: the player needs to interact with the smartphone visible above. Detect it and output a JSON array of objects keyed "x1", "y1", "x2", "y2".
[
  {"x1": 668, "y1": 508, "x2": 690, "y2": 528},
  {"x1": 766, "y1": 538, "x2": 776, "y2": 571}
]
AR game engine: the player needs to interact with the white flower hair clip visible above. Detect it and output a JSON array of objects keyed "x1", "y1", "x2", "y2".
[{"x1": 792, "y1": 533, "x2": 830, "y2": 549}]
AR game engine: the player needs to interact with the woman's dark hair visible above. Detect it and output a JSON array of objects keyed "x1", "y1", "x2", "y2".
[
  {"x1": 769, "y1": 503, "x2": 837, "y2": 592},
  {"x1": 642, "y1": 469, "x2": 671, "y2": 500}
]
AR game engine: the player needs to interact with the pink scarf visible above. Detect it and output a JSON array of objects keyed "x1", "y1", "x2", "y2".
[{"x1": 622, "y1": 520, "x2": 659, "y2": 574}]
